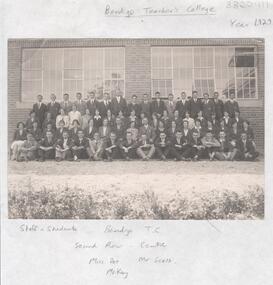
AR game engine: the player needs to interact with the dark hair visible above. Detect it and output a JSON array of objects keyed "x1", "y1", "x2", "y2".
[
  {"x1": 72, "y1": 119, "x2": 80, "y2": 126},
  {"x1": 17, "y1": 121, "x2": 25, "y2": 128}
]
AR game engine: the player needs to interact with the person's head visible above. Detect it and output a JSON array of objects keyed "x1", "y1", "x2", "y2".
[
  {"x1": 130, "y1": 109, "x2": 136, "y2": 116},
  {"x1": 155, "y1": 91, "x2": 161, "y2": 99},
  {"x1": 88, "y1": 91, "x2": 95, "y2": 100},
  {"x1": 94, "y1": 132, "x2": 100, "y2": 140},
  {"x1": 203, "y1": 93, "x2": 209, "y2": 100},
  {"x1": 95, "y1": 109, "x2": 100, "y2": 116},
  {"x1": 220, "y1": 120, "x2": 225, "y2": 127},
  {"x1": 60, "y1": 108, "x2": 65, "y2": 116},
  {"x1": 183, "y1": 120, "x2": 189, "y2": 129},
  {"x1": 171, "y1": 120, "x2": 176, "y2": 128},
  {"x1": 63, "y1": 131, "x2": 69, "y2": 139},
  {"x1": 241, "y1": 132, "x2": 247, "y2": 141},
  {"x1": 85, "y1": 108, "x2": 90, "y2": 116},
  {"x1": 243, "y1": 120, "x2": 249, "y2": 129},
  {"x1": 118, "y1": 110, "x2": 123, "y2": 117},
  {"x1": 143, "y1": 93, "x2": 149, "y2": 101},
  {"x1": 143, "y1": 117, "x2": 149, "y2": 126},
  {"x1": 77, "y1": 130, "x2": 84, "y2": 139},
  {"x1": 213, "y1": 91, "x2": 219, "y2": 99},
  {"x1": 37, "y1": 94, "x2": 43, "y2": 102},
  {"x1": 230, "y1": 92, "x2": 235, "y2": 100},
  {"x1": 163, "y1": 110, "x2": 168, "y2": 117},
  {"x1": 63, "y1": 93, "x2": 69, "y2": 101},
  {"x1": 103, "y1": 118, "x2": 108, "y2": 126},
  {"x1": 174, "y1": 110, "x2": 179, "y2": 118},
  {"x1": 103, "y1": 92, "x2": 109, "y2": 100},
  {"x1": 72, "y1": 104, "x2": 77, "y2": 112},
  {"x1": 33, "y1": 121, "x2": 38, "y2": 129},
  {"x1": 232, "y1": 121, "x2": 238, "y2": 129},
  {"x1": 152, "y1": 112, "x2": 157, "y2": 120},
  {"x1": 175, "y1": 130, "x2": 182, "y2": 139},
  {"x1": 181, "y1": 92, "x2": 186, "y2": 100},
  {"x1": 192, "y1": 91, "x2": 198, "y2": 99},
  {"x1": 197, "y1": 110, "x2": 203, "y2": 117},
  {"x1": 132, "y1": 94, "x2": 137, "y2": 103},
  {"x1": 72, "y1": 120, "x2": 80, "y2": 128},
  {"x1": 159, "y1": 132, "x2": 166, "y2": 140},
  {"x1": 106, "y1": 109, "x2": 112, "y2": 117},
  {"x1": 158, "y1": 120, "x2": 165, "y2": 129},
  {"x1": 141, "y1": 133, "x2": 147, "y2": 142},
  {"x1": 224, "y1": 111, "x2": 229, "y2": 117},
  {"x1": 76, "y1": 92, "x2": 82, "y2": 100},
  {"x1": 110, "y1": 132, "x2": 116, "y2": 140},
  {"x1": 17, "y1": 122, "x2": 24, "y2": 130},
  {"x1": 130, "y1": 120, "x2": 136, "y2": 128},
  {"x1": 211, "y1": 113, "x2": 216, "y2": 120},
  {"x1": 207, "y1": 120, "x2": 212, "y2": 128},
  {"x1": 59, "y1": 120, "x2": 65, "y2": 128},
  {"x1": 50, "y1": 93, "x2": 56, "y2": 101},
  {"x1": 46, "y1": 131, "x2": 53, "y2": 140},
  {"x1": 140, "y1": 112, "x2": 146, "y2": 119},
  {"x1": 126, "y1": 131, "x2": 132, "y2": 140},
  {"x1": 219, "y1": 131, "x2": 226, "y2": 140},
  {"x1": 116, "y1": 117, "x2": 122, "y2": 125},
  {"x1": 192, "y1": 131, "x2": 199, "y2": 140},
  {"x1": 46, "y1": 123, "x2": 53, "y2": 130},
  {"x1": 206, "y1": 132, "x2": 213, "y2": 141},
  {"x1": 195, "y1": 119, "x2": 201, "y2": 127},
  {"x1": 185, "y1": 111, "x2": 190, "y2": 118},
  {"x1": 26, "y1": 133, "x2": 33, "y2": 141},
  {"x1": 88, "y1": 118, "x2": 94, "y2": 127},
  {"x1": 168, "y1": 93, "x2": 174, "y2": 101},
  {"x1": 30, "y1": 111, "x2": 36, "y2": 119}
]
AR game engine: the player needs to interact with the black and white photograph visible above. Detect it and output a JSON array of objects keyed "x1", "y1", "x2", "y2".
[{"x1": 7, "y1": 38, "x2": 264, "y2": 220}]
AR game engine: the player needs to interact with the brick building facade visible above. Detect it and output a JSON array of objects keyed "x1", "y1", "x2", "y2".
[{"x1": 8, "y1": 38, "x2": 264, "y2": 151}]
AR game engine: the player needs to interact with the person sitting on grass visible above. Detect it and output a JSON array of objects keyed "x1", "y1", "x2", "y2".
[
  {"x1": 89, "y1": 132, "x2": 104, "y2": 161},
  {"x1": 42, "y1": 112, "x2": 55, "y2": 131},
  {"x1": 126, "y1": 120, "x2": 139, "y2": 141},
  {"x1": 71, "y1": 130, "x2": 91, "y2": 161},
  {"x1": 55, "y1": 131, "x2": 73, "y2": 162},
  {"x1": 81, "y1": 108, "x2": 92, "y2": 130},
  {"x1": 99, "y1": 118, "x2": 111, "y2": 142},
  {"x1": 113, "y1": 117, "x2": 126, "y2": 142},
  {"x1": 17, "y1": 133, "x2": 38, "y2": 162},
  {"x1": 136, "y1": 133, "x2": 155, "y2": 161},
  {"x1": 154, "y1": 132, "x2": 171, "y2": 161},
  {"x1": 188, "y1": 131, "x2": 205, "y2": 161},
  {"x1": 234, "y1": 132, "x2": 259, "y2": 161},
  {"x1": 120, "y1": 131, "x2": 137, "y2": 161},
  {"x1": 171, "y1": 130, "x2": 184, "y2": 161},
  {"x1": 10, "y1": 122, "x2": 27, "y2": 160},
  {"x1": 201, "y1": 131, "x2": 220, "y2": 161},
  {"x1": 214, "y1": 131, "x2": 237, "y2": 161},
  {"x1": 38, "y1": 130, "x2": 56, "y2": 162},
  {"x1": 103, "y1": 132, "x2": 120, "y2": 162}
]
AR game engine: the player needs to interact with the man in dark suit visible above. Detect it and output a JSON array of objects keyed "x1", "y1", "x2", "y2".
[
  {"x1": 74, "y1": 92, "x2": 87, "y2": 115},
  {"x1": 235, "y1": 133, "x2": 259, "y2": 161},
  {"x1": 47, "y1": 93, "x2": 60, "y2": 121},
  {"x1": 60, "y1": 93, "x2": 73, "y2": 115},
  {"x1": 140, "y1": 93, "x2": 151, "y2": 118},
  {"x1": 55, "y1": 131, "x2": 73, "y2": 161},
  {"x1": 120, "y1": 131, "x2": 137, "y2": 160},
  {"x1": 111, "y1": 91, "x2": 128, "y2": 116},
  {"x1": 175, "y1": 92, "x2": 189, "y2": 119},
  {"x1": 127, "y1": 95, "x2": 141, "y2": 117},
  {"x1": 189, "y1": 91, "x2": 202, "y2": 119},
  {"x1": 212, "y1": 91, "x2": 224, "y2": 121},
  {"x1": 38, "y1": 130, "x2": 56, "y2": 161},
  {"x1": 112, "y1": 117, "x2": 126, "y2": 142},
  {"x1": 202, "y1": 93, "x2": 215, "y2": 121},
  {"x1": 181, "y1": 120, "x2": 193, "y2": 160},
  {"x1": 214, "y1": 131, "x2": 237, "y2": 161},
  {"x1": 154, "y1": 132, "x2": 171, "y2": 160},
  {"x1": 99, "y1": 92, "x2": 112, "y2": 118},
  {"x1": 32, "y1": 94, "x2": 47, "y2": 128},
  {"x1": 86, "y1": 91, "x2": 100, "y2": 117},
  {"x1": 224, "y1": 92, "x2": 240, "y2": 118},
  {"x1": 138, "y1": 117, "x2": 156, "y2": 143},
  {"x1": 150, "y1": 91, "x2": 166, "y2": 118},
  {"x1": 103, "y1": 132, "x2": 121, "y2": 161},
  {"x1": 170, "y1": 130, "x2": 184, "y2": 161},
  {"x1": 165, "y1": 93, "x2": 176, "y2": 119},
  {"x1": 71, "y1": 130, "x2": 91, "y2": 161}
]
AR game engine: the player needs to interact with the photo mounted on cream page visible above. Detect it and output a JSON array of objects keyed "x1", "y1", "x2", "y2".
[{"x1": 1, "y1": 0, "x2": 273, "y2": 285}]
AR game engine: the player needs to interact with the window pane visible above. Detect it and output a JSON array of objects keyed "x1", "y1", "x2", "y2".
[
  {"x1": 64, "y1": 69, "x2": 82, "y2": 80},
  {"x1": 64, "y1": 49, "x2": 82, "y2": 69},
  {"x1": 22, "y1": 80, "x2": 42, "y2": 102},
  {"x1": 63, "y1": 80, "x2": 83, "y2": 95},
  {"x1": 22, "y1": 49, "x2": 42, "y2": 70},
  {"x1": 235, "y1": 48, "x2": 255, "y2": 67}
]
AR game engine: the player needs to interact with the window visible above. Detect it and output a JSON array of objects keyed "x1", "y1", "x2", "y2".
[
  {"x1": 151, "y1": 46, "x2": 257, "y2": 99},
  {"x1": 21, "y1": 47, "x2": 125, "y2": 102}
]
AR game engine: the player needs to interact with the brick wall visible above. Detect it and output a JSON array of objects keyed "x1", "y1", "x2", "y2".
[{"x1": 8, "y1": 38, "x2": 264, "y2": 152}]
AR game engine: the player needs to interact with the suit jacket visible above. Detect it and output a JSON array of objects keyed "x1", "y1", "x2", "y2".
[
  {"x1": 190, "y1": 136, "x2": 203, "y2": 147},
  {"x1": 111, "y1": 97, "x2": 127, "y2": 116},
  {"x1": 213, "y1": 99, "x2": 224, "y2": 120},
  {"x1": 150, "y1": 99, "x2": 166, "y2": 117},
  {"x1": 104, "y1": 138, "x2": 120, "y2": 149},
  {"x1": 224, "y1": 100, "x2": 240, "y2": 118},
  {"x1": 25, "y1": 118, "x2": 36, "y2": 131},
  {"x1": 232, "y1": 117, "x2": 244, "y2": 130},
  {"x1": 175, "y1": 100, "x2": 190, "y2": 118},
  {"x1": 84, "y1": 126, "x2": 97, "y2": 140},
  {"x1": 138, "y1": 125, "x2": 156, "y2": 142},
  {"x1": 127, "y1": 103, "x2": 141, "y2": 117},
  {"x1": 189, "y1": 98, "x2": 202, "y2": 118},
  {"x1": 112, "y1": 125, "x2": 126, "y2": 140},
  {"x1": 165, "y1": 101, "x2": 176, "y2": 118},
  {"x1": 69, "y1": 127, "x2": 82, "y2": 141},
  {"x1": 74, "y1": 100, "x2": 87, "y2": 115},
  {"x1": 99, "y1": 101, "x2": 112, "y2": 118},
  {"x1": 90, "y1": 139, "x2": 104, "y2": 153},
  {"x1": 13, "y1": 129, "x2": 27, "y2": 141},
  {"x1": 39, "y1": 137, "x2": 56, "y2": 148},
  {"x1": 98, "y1": 126, "x2": 111, "y2": 139},
  {"x1": 223, "y1": 117, "x2": 233, "y2": 129},
  {"x1": 140, "y1": 101, "x2": 151, "y2": 117},
  {"x1": 47, "y1": 101, "x2": 60, "y2": 120},
  {"x1": 201, "y1": 99, "x2": 215, "y2": 120},
  {"x1": 42, "y1": 119, "x2": 56, "y2": 131},
  {"x1": 56, "y1": 137, "x2": 73, "y2": 149},
  {"x1": 60, "y1": 101, "x2": 73, "y2": 114},
  {"x1": 218, "y1": 139, "x2": 233, "y2": 153},
  {"x1": 30, "y1": 128, "x2": 43, "y2": 142},
  {"x1": 181, "y1": 129, "x2": 193, "y2": 145},
  {"x1": 32, "y1": 102, "x2": 47, "y2": 127},
  {"x1": 93, "y1": 116, "x2": 103, "y2": 129},
  {"x1": 171, "y1": 137, "x2": 184, "y2": 148},
  {"x1": 73, "y1": 137, "x2": 89, "y2": 148},
  {"x1": 55, "y1": 127, "x2": 69, "y2": 140},
  {"x1": 120, "y1": 139, "x2": 137, "y2": 149},
  {"x1": 242, "y1": 126, "x2": 255, "y2": 141},
  {"x1": 236, "y1": 139, "x2": 255, "y2": 154},
  {"x1": 154, "y1": 138, "x2": 171, "y2": 148},
  {"x1": 86, "y1": 100, "x2": 100, "y2": 116}
]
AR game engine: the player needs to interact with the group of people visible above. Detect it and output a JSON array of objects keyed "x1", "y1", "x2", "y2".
[{"x1": 11, "y1": 90, "x2": 259, "y2": 162}]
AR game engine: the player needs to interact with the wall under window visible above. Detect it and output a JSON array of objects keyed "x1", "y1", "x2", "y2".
[
  {"x1": 21, "y1": 47, "x2": 125, "y2": 102},
  {"x1": 151, "y1": 46, "x2": 257, "y2": 99}
]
